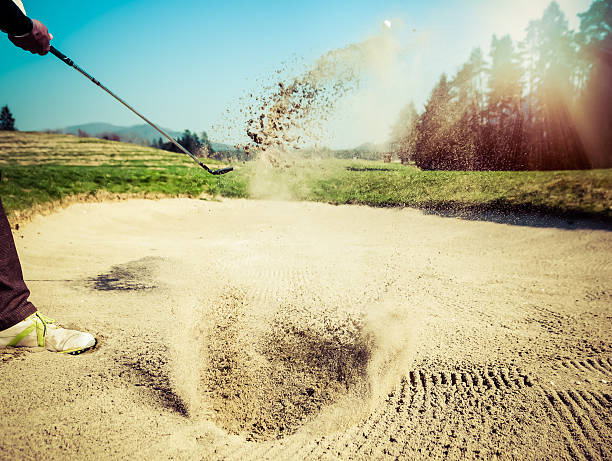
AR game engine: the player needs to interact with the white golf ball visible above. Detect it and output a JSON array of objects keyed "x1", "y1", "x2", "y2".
[{"x1": 384, "y1": 20, "x2": 391, "y2": 29}]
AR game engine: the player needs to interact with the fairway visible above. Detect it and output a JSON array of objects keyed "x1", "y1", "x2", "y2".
[{"x1": 0, "y1": 198, "x2": 610, "y2": 460}]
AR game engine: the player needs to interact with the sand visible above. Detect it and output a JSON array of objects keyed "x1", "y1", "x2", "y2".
[{"x1": 0, "y1": 198, "x2": 610, "y2": 460}]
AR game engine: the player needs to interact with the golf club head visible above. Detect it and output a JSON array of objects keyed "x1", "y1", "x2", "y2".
[{"x1": 211, "y1": 167, "x2": 234, "y2": 175}]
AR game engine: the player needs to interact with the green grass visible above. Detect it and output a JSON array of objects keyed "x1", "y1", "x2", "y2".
[
  {"x1": 291, "y1": 160, "x2": 612, "y2": 217},
  {"x1": 1, "y1": 132, "x2": 610, "y2": 221},
  {"x1": 0, "y1": 164, "x2": 248, "y2": 216},
  {"x1": 0, "y1": 131, "x2": 249, "y2": 218}
]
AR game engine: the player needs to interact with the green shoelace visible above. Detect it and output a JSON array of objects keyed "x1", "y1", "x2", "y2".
[{"x1": 7, "y1": 312, "x2": 55, "y2": 348}]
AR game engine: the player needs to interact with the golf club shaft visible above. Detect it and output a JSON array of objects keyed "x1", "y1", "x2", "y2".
[{"x1": 49, "y1": 46, "x2": 232, "y2": 175}]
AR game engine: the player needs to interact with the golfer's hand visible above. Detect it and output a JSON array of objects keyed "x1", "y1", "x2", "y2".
[{"x1": 9, "y1": 19, "x2": 53, "y2": 55}]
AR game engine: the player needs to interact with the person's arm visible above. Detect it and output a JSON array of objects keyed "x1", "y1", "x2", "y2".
[
  {"x1": 0, "y1": 0, "x2": 32, "y2": 36},
  {"x1": 1, "y1": 0, "x2": 52, "y2": 55}
]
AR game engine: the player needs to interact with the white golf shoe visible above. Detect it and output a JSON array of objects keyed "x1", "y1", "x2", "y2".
[{"x1": 0, "y1": 312, "x2": 96, "y2": 355}]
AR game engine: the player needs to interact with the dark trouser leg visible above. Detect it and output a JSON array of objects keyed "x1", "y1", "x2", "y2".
[{"x1": 0, "y1": 197, "x2": 36, "y2": 331}]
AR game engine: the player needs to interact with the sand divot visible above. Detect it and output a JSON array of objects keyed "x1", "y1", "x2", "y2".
[
  {"x1": 159, "y1": 248, "x2": 422, "y2": 442},
  {"x1": 298, "y1": 290, "x2": 422, "y2": 437},
  {"x1": 178, "y1": 274, "x2": 423, "y2": 441}
]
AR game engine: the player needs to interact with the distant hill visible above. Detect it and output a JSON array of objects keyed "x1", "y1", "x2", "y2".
[
  {"x1": 55, "y1": 122, "x2": 247, "y2": 160},
  {"x1": 58, "y1": 123, "x2": 244, "y2": 153},
  {"x1": 60, "y1": 123, "x2": 182, "y2": 145}
]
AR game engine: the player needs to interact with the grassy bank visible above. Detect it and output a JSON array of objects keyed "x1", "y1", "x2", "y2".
[
  {"x1": 277, "y1": 159, "x2": 612, "y2": 219},
  {"x1": 0, "y1": 132, "x2": 247, "y2": 220},
  {"x1": 1, "y1": 132, "x2": 610, "y2": 222},
  {"x1": 0, "y1": 164, "x2": 248, "y2": 217}
]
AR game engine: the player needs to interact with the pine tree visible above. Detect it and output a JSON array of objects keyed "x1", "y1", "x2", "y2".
[
  {"x1": 450, "y1": 48, "x2": 487, "y2": 169},
  {"x1": 522, "y1": 2, "x2": 588, "y2": 169},
  {"x1": 389, "y1": 1, "x2": 599, "y2": 171},
  {"x1": 178, "y1": 130, "x2": 199, "y2": 155},
  {"x1": 486, "y1": 35, "x2": 524, "y2": 169},
  {"x1": 389, "y1": 101, "x2": 418, "y2": 164},
  {"x1": 0, "y1": 105, "x2": 16, "y2": 131},
  {"x1": 574, "y1": 0, "x2": 612, "y2": 168},
  {"x1": 414, "y1": 74, "x2": 453, "y2": 170}
]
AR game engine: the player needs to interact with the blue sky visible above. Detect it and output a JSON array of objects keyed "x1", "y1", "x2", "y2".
[{"x1": 0, "y1": 0, "x2": 591, "y2": 148}]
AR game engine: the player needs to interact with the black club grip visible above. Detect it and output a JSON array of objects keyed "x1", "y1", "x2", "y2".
[{"x1": 49, "y1": 46, "x2": 74, "y2": 67}]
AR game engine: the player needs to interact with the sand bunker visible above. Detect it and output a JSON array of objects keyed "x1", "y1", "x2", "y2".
[{"x1": 0, "y1": 198, "x2": 610, "y2": 460}]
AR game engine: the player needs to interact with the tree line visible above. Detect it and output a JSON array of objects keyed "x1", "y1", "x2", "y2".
[
  {"x1": 150, "y1": 130, "x2": 213, "y2": 158},
  {"x1": 151, "y1": 132, "x2": 248, "y2": 161},
  {"x1": 390, "y1": 0, "x2": 611, "y2": 171}
]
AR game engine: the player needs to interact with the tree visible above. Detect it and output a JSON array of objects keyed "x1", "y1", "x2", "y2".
[
  {"x1": 159, "y1": 130, "x2": 197, "y2": 154},
  {"x1": 574, "y1": 0, "x2": 612, "y2": 168},
  {"x1": 389, "y1": 101, "x2": 418, "y2": 164},
  {"x1": 178, "y1": 130, "x2": 200, "y2": 154},
  {"x1": 414, "y1": 74, "x2": 453, "y2": 170},
  {"x1": 389, "y1": 0, "x2": 598, "y2": 171},
  {"x1": 521, "y1": 2, "x2": 589, "y2": 169},
  {"x1": 577, "y1": 0, "x2": 612, "y2": 49},
  {"x1": 157, "y1": 130, "x2": 215, "y2": 158},
  {"x1": 486, "y1": 35, "x2": 525, "y2": 169},
  {"x1": 450, "y1": 48, "x2": 487, "y2": 169},
  {"x1": 151, "y1": 137, "x2": 164, "y2": 149},
  {"x1": 0, "y1": 105, "x2": 16, "y2": 131}
]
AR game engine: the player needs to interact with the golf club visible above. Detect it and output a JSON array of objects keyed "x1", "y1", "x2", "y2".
[{"x1": 49, "y1": 46, "x2": 233, "y2": 175}]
